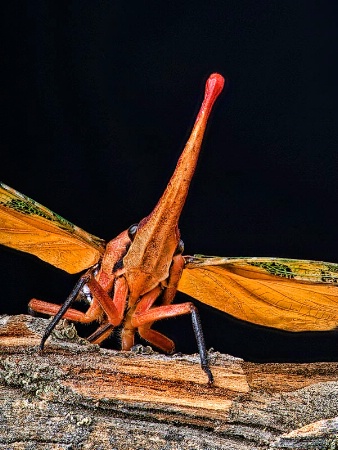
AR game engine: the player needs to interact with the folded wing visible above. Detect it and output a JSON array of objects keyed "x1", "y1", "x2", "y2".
[
  {"x1": 0, "y1": 182, "x2": 105, "y2": 273},
  {"x1": 178, "y1": 255, "x2": 338, "y2": 331}
]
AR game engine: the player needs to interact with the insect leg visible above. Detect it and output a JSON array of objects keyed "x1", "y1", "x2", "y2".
[
  {"x1": 78, "y1": 275, "x2": 129, "y2": 346},
  {"x1": 121, "y1": 286, "x2": 162, "y2": 350},
  {"x1": 132, "y1": 302, "x2": 212, "y2": 382},
  {"x1": 87, "y1": 322, "x2": 114, "y2": 344},
  {"x1": 133, "y1": 302, "x2": 212, "y2": 383},
  {"x1": 28, "y1": 296, "x2": 103, "y2": 323},
  {"x1": 38, "y1": 272, "x2": 91, "y2": 351},
  {"x1": 86, "y1": 275, "x2": 128, "y2": 326},
  {"x1": 137, "y1": 325, "x2": 175, "y2": 353},
  {"x1": 29, "y1": 265, "x2": 103, "y2": 324},
  {"x1": 136, "y1": 255, "x2": 184, "y2": 353},
  {"x1": 122, "y1": 285, "x2": 175, "y2": 352}
]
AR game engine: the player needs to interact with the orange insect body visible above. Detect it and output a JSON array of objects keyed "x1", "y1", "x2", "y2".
[{"x1": 1, "y1": 73, "x2": 338, "y2": 382}]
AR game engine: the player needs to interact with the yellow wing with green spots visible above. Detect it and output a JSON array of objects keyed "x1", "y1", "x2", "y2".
[
  {"x1": 0, "y1": 182, "x2": 105, "y2": 273},
  {"x1": 179, "y1": 255, "x2": 338, "y2": 332}
]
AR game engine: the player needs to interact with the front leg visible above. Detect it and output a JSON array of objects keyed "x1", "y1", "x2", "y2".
[
  {"x1": 86, "y1": 276, "x2": 128, "y2": 327},
  {"x1": 135, "y1": 255, "x2": 184, "y2": 353},
  {"x1": 133, "y1": 300, "x2": 213, "y2": 383},
  {"x1": 121, "y1": 285, "x2": 167, "y2": 351},
  {"x1": 131, "y1": 255, "x2": 213, "y2": 383},
  {"x1": 29, "y1": 270, "x2": 101, "y2": 350},
  {"x1": 31, "y1": 231, "x2": 131, "y2": 349},
  {"x1": 28, "y1": 272, "x2": 103, "y2": 326},
  {"x1": 120, "y1": 255, "x2": 184, "y2": 352}
]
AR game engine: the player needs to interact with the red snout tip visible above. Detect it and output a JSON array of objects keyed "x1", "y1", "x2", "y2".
[
  {"x1": 199, "y1": 73, "x2": 227, "y2": 117},
  {"x1": 205, "y1": 73, "x2": 227, "y2": 100}
]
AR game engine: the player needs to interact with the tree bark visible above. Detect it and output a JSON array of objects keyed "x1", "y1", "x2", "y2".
[{"x1": 0, "y1": 314, "x2": 337, "y2": 449}]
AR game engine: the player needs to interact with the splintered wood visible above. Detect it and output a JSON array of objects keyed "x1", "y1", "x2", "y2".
[{"x1": 0, "y1": 314, "x2": 337, "y2": 450}]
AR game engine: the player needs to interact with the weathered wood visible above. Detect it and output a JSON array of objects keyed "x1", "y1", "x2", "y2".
[{"x1": 0, "y1": 314, "x2": 337, "y2": 449}]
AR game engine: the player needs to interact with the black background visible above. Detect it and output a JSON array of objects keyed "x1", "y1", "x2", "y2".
[{"x1": 1, "y1": 1, "x2": 338, "y2": 362}]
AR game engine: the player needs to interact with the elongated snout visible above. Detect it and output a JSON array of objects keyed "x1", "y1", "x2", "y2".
[{"x1": 123, "y1": 74, "x2": 226, "y2": 292}]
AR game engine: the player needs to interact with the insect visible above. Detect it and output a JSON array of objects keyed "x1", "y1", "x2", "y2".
[{"x1": 1, "y1": 73, "x2": 338, "y2": 383}]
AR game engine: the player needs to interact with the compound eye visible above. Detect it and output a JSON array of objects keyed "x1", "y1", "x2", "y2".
[
  {"x1": 128, "y1": 223, "x2": 138, "y2": 241},
  {"x1": 175, "y1": 239, "x2": 184, "y2": 255}
]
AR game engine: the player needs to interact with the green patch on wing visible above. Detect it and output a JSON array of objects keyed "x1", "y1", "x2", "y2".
[
  {"x1": 185, "y1": 255, "x2": 338, "y2": 284},
  {"x1": 249, "y1": 261, "x2": 294, "y2": 279},
  {"x1": 7, "y1": 198, "x2": 73, "y2": 228},
  {"x1": 0, "y1": 182, "x2": 105, "y2": 252},
  {"x1": 320, "y1": 270, "x2": 338, "y2": 284},
  {"x1": 1, "y1": 189, "x2": 76, "y2": 233},
  {"x1": 322, "y1": 263, "x2": 338, "y2": 273}
]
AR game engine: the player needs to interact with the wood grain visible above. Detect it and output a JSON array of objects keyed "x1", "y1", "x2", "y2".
[{"x1": 0, "y1": 314, "x2": 337, "y2": 449}]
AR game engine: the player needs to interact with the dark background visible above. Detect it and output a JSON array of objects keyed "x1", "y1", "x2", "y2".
[{"x1": 1, "y1": 1, "x2": 338, "y2": 362}]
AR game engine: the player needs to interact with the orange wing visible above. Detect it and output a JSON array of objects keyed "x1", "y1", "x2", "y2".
[
  {"x1": 0, "y1": 182, "x2": 106, "y2": 273},
  {"x1": 178, "y1": 255, "x2": 338, "y2": 332}
]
